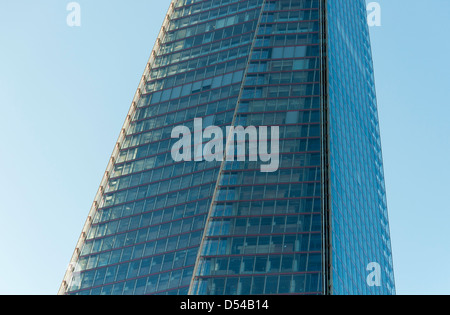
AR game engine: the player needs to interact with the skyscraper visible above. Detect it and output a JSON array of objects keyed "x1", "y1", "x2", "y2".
[{"x1": 60, "y1": 0, "x2": 395, "y2": 295}]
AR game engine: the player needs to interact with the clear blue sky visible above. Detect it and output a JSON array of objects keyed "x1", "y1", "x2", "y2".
[{"x1": 0, "y1": 0, "x2": 448, "y2": 295}]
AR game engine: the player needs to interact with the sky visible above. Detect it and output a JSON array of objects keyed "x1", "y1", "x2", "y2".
[{"x1": 0, "y1": 0, "x2": 449, "y2": 295}]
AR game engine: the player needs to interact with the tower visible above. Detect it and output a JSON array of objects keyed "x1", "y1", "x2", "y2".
[{"x1": 60, "y1": 0, "x2": 395, "y2": 295}]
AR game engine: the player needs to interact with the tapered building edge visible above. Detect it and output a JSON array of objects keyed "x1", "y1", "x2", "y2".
[{"x1": 58, "y1": 1, "x2": 178, "y2": 296}]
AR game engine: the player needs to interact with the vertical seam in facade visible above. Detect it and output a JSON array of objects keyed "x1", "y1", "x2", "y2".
[
  {"x1": 187, "y1": 0, "x2": 268, "y2": 295},
  {"x1": 320, "y1": 0, "x2": 333, "y2": 296}
]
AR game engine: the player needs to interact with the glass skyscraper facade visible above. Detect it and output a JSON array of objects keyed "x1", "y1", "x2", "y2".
[{"x1": 60, "y1": 0, "x2": 395, "y2": 295}]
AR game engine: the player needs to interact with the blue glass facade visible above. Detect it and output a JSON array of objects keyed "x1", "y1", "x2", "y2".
[
  {"x1": 326, "y1": 0, "x2": 395, "y2": 295},
  {"x1": 60, "y1": 0, "x2": 395, "y2": 295},
  {"x1": 190, "y1": 0, "x2": 323, "y2": 295}
]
